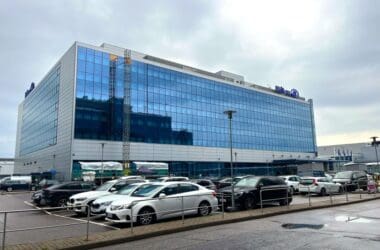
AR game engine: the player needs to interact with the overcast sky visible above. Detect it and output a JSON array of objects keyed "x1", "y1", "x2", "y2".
[{"x1": 0, "y1": 0, "x2": 379, "y2": 157}]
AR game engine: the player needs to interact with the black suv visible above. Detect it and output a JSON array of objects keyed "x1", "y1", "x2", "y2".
[
  {"x1": 38, "y1": 182, "x2": 96, "y2": 207},
  {"x1": 218, "y1": 176, "x2": 292, "y2": 210},
  {"x1": 333, "y1": 171, "x2": 368, "y2": 192}
]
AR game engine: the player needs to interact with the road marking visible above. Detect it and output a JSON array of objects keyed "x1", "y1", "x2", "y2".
[
  {"x1": 24, "y1": 201, "x2": 52, "y2": 215},
  {"x1": 50, "y1": 213, "x2": 120, "y2": 230},
  {"x1": 23, "y1": 200, "x2": 119, "y2": 230}
]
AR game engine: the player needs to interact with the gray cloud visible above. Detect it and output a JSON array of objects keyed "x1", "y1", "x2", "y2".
[{"x1": 0, "y1": 0, "x2": 379, "y2": 156}]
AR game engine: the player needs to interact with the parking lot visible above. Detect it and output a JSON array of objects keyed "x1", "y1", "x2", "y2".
[{"x1": 0, "y1": 190, "x2": 376, "y2": 246}]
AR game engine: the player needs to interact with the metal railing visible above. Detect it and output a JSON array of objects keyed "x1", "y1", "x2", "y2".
[
  {"x1": 259, "y1": 187, "x2": 289, "y2": 214},
  {"x1": 0, "y1": 205, "x2": 91, "y2": 250}
]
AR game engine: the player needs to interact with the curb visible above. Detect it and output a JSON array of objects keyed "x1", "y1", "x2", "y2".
[{"x1": 61, "y1": 196, "x2": 380, "y2": 250}]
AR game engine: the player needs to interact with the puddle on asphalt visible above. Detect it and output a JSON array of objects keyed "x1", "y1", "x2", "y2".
[
  {"x1": 281, "y1": 223, "x2": 324, "y2": 230},
  {"x1": 335, "y1": 215, "x2": 371, "y2": 223}
]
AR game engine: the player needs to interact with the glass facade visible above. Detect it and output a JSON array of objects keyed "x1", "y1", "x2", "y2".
[
  {"x1": 20, "y1": 66, "x2": 60, "y2": 156},
  {"x1": 74, "y1": 46, "x2": 124, "y2": 140},
  {"x1": 75, "y1": 46, "x2": 316, "y2": 153}
]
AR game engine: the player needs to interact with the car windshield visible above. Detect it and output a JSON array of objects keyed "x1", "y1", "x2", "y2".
[
  {"x1": 334, "y1": 172, "x2": 352, "y2": 179},
  {"x1": 235, "y1": 177, "x2": 259, "y2": 187},
  {"x1": 96, "y1": 181, "x2": 115, "y2": 191},
  {"x1": 116, "y1": 184, "x2": 139, "y2": 195},
  {"x1": 47, "y1": 184, "x2": 64, "y2": 190},
  {"x1": 233, "y1": 177, "x2": 243, "y2": 183},
  {"x1": 131, "y1": 184, "x2": 163, "y2": 197}
]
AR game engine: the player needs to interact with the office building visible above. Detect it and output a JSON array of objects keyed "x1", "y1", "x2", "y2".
[{"x1": 15, "y1": 42, "x2": 317, "y2": 180}]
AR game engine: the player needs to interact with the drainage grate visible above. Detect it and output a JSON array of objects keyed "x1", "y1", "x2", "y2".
[{"x1": 282, "y1": 223, "x2": 324, "y2": 230}]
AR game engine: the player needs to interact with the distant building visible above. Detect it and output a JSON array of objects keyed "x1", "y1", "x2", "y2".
[
  {"x1": 14, "y1": 42, "x2": 318, "y2": 180},
  {"x1": 318, "y1": 142, "x2": 380, "y2": 173},
  {"x1": 0, "y1": 158, "x2": 14, "y2": 177}
]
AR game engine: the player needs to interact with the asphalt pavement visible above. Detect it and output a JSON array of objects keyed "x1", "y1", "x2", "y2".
[
  {"x1": 0, "y1": 192, "x2": 113, "y2": 245},
  {"x1": 94, "y1": 199, "x2": 380, "y2": 250}
]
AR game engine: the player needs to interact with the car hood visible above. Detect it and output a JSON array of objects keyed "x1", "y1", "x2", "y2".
[
  {"x1": 110, "y1": 196, "x2": 151, "y2": 206},
  {"x1": 70, "y1": 191, "x2": 110, "y2": 200},
  {"x1": 93, "y1": 194, "x2": 126, "y2": 204}
]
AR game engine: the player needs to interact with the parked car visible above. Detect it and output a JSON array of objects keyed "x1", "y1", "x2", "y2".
[
  {"x1": 105, "y1": 182, "x2": 217, "y2": 225},
  {"x1": 217, "y1": 176, "x2": 292, "y2": 210},
  {"x1": 119, "y1": 176, "x2": 145, "y2": 180},
  {"x1": 299, "y1": 177, "x2": 343, "y2": 196},
  {"x1": 91, "y1": 183, "x2": 146, "y2": 216},
  {"x1": 68, "y1": 179, "x2": 146, "y2": 215},
  {"x1": 156, "y1": 177, "x2": 190, "y2": 182},
  {"x1": 31, "y1": 179, "x2": 60, "y2": 191},
  {"x1": 216, "y1": 175, "x2": 253, "y2": 189},
  {"x1": 39, "y1": 182, "x2": 97, "y2": 207},
  {"x1": 0, "y1": 179, "x2": 31, "y2": 192},
  {"x1": 333, "y1": 171, "x2": 368, "y2": 191},
  {"x1": 280, "y1": 175, "x2": 301, "y2": 194},
  {"x1": 191, "y1": 179, "x2": 217, "y2": 191}
]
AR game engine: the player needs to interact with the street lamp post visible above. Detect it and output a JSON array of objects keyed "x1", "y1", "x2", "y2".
[
  {"x1": 224, "y1": 110, "x2": 236, "y2": 209},
  {"x1": 370, "y1": 137, "x2": 379, "y2": 172},
  {"x1": 52, "y1": 154, "x2": 56, "y2": 170},
  {"x1": 100, "y1": 143, "x2": 105, "y2": 185}
]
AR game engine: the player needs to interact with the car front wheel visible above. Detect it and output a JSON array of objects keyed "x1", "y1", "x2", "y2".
[
  {"x1": 243, "y1": 196, "x2": 254, "y2": 210},
  {"x1": 138, "y1": 207, "x2": 155, "y2": 225},
  {"x1": 57, "y1": 198, "x2": 67, "y2": 207}
]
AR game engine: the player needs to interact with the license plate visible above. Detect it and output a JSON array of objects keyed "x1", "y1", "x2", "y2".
[
  {"x1": 220, "y1": 199, "x2": 226, "y2": 202},
  {"x1": 106, "y1": 213, "x2": 113, "y2": 219}
]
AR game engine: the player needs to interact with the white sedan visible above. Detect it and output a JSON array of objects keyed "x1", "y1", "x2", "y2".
[
  {"x1": 67, "y1": 179, "x2": 146, "y2": 215},
  {"x1": 105, "y1": 182, "x2": 218, "y2": 225},
  {"x1": 299, "y1": 177, "x2": 343, "y2": 196},
  {"x1": 91, "y1": 183, "x2": 145, "y2": 216}
]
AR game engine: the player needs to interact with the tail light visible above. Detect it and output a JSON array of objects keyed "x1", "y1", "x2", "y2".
[
  {"x1": 312, "y1": 179, "x2": 318, "y2": 186},
  {"x1": 212, "y1": 191, "x2": 216, "y2": 197}
]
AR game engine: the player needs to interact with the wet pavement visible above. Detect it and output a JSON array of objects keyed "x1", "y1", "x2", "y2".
[
  {"x1": 94, "y1": 199, "x2": 380, "y2": 250},
  {"x1": 0, "y1": 193, "x2": 112, "y2": 245}
]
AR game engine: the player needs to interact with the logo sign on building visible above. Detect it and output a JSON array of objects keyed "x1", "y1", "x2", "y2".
[
  {"x1": 275, "y1": 86, "x2": 299, "y2": 98},
  {"x1": 25, "y1": 82, "x2": 35, "y2": 98}
]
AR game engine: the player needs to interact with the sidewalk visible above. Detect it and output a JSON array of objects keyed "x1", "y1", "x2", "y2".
[{"x1": 5, "y1": 194, "x2": 380, "y2": 250}]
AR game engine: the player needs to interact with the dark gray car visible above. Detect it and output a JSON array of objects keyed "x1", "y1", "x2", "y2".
[{"x1": 333, "y1": 171, "x2": 368, "y2": 191}]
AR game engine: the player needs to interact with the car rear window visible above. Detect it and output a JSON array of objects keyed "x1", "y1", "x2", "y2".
[{"x1": 300, "y1": 179, "x2": 314, "y2": 185}]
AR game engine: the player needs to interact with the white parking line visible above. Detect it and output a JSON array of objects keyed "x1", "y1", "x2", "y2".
[
  {"x1": 24, "y1": 201, "x2": 52, "y2": 215},
  {"x1": 23, "y1": 200, "x2": 119, "y2": 230}
]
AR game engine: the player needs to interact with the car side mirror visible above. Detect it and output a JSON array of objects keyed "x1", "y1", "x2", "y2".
[
  {"x1": 92, "y1": 187, "x2": 97, "y2": 191},
  {"x1": 159, "y1": 193, "x2": 166, "y2": 199},
  {"x1": 258, "y1": 183, "x2": 263, "y2": 189},
  {"x1": 110, "y1": 187, "x2": 116, "y2": 192}
]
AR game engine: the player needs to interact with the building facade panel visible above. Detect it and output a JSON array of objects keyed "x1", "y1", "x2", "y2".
[{"x1": 14, "y1": 44, "x2": 76, "y2": 180}]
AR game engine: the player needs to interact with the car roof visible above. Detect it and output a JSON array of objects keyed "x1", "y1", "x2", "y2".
[{"x1": 149, "y1": 181, "x2": 196, "y2": 186}]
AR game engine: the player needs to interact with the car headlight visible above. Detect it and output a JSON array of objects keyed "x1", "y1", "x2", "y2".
[
  {"x1": 235, "y1": 192, "x2": 244, "y2": 197},
  {"x1": 101, "y1": 201, "x2": 112, "y2": 206}
]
